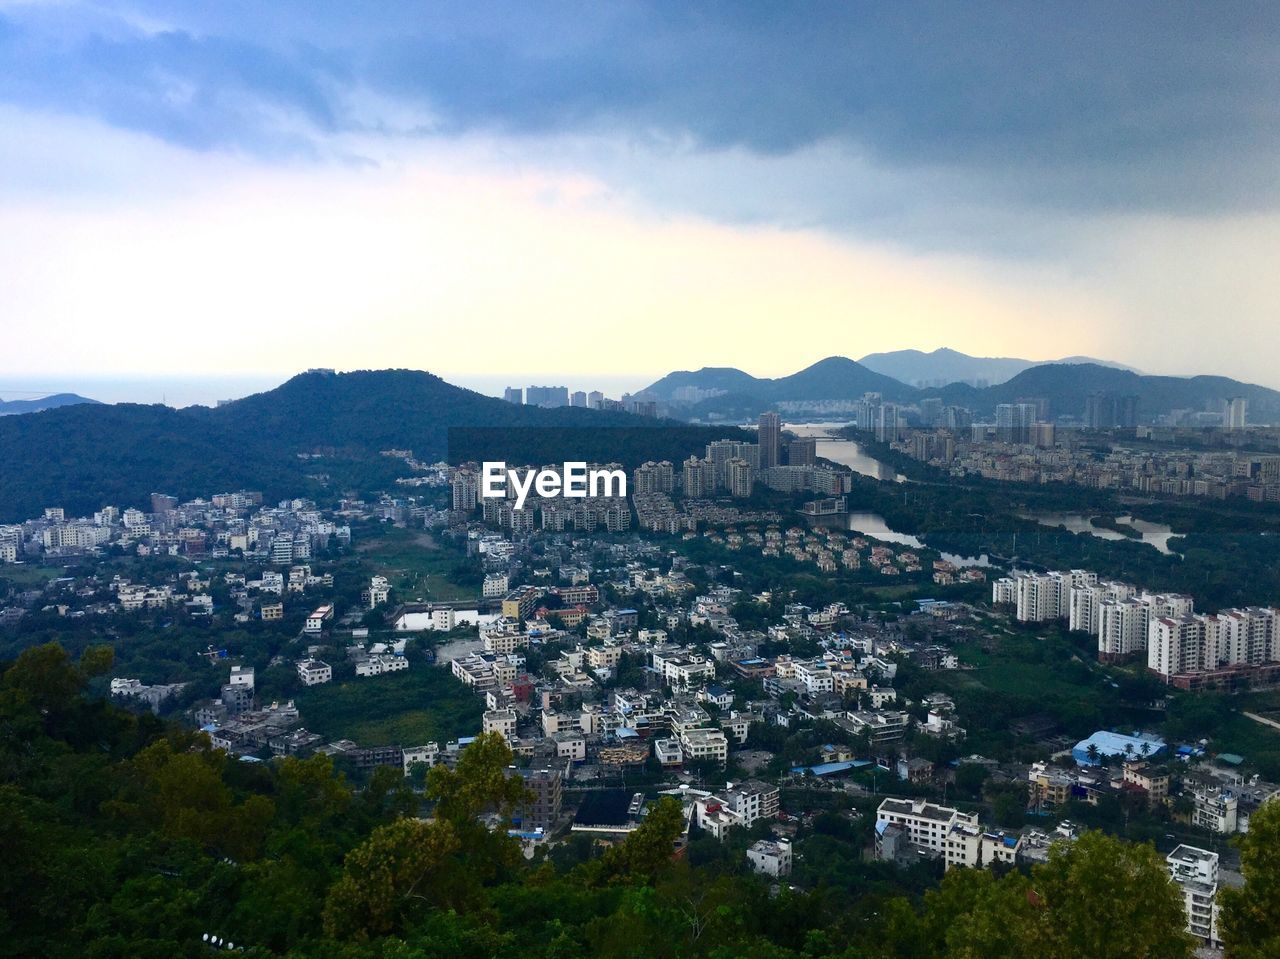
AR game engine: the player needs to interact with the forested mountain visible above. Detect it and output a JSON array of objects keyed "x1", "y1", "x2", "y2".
[
  {"x1": 5, "y1": 641, "x2": 1267, "y2": 959},
  {"x1": 647, "y1": 355, "x2": 1280, "y2": 423},
  {"x1": 0, "y1": 370, "x2": 742, "y2": 521}
]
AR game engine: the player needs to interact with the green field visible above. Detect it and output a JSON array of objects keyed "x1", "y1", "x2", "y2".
[
  {"x1": 354, "y1": 526, "x2": 479, "y2": 602},
  {"x1": 296, "y1": 664, "x2": 484, "y2": 747},
  {"x1": 0, "y1": 563, "x2": 66, "y2": 587}
]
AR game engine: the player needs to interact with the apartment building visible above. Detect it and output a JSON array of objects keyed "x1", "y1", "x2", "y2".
[{"x1": 1167, "y1": 845, "x2": 1221, "y2": 945}]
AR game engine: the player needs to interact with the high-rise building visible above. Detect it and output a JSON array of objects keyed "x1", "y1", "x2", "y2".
[
  {"x1": 570, "y1": 390, "x2": 588, "y2": 408},
  {"x1": 1226, "y1": 397, "x2": 1247, "y2": 430},
  {"x1": 526, "y1": 385, "x2": 569, "y2": 408},
  {"x1": 726, "y1": 458, "x2": 754, "y2": 498},
  {"x1": 683, "y1": 457, "x2": 709, "y2": 498},
  {"x1": 502, "y1": 387, "x2": 523, "y2": 404},
  {"x1": 995, "y1": 403, "x2": 1037, "y2": 444},
  {"x1": 787, "y1": 437, "x2": 817, "y2": 467},
  {"x1": 588, "y1": 390, "x2": 605, "y2": 409},
  {"x1": 452, "y1": 470, "x2": 479, "y2": 511},
  {"x1": 758, "y1": 412, "x2": 781, "y2": 468},
  {"x1": 875, "y1": 404, "x2": 899, "y2": 443}
]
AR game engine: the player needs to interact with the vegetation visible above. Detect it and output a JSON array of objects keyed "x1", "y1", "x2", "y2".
[
  {"x1": 295, "y1": 666, "x2": 484, "y2": 747},
  {"x1": 0, "y1": 640, "x2": 1231, "y2": 958}
]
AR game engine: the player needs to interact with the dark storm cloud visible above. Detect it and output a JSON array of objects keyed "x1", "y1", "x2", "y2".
[{"x1": 1, "y1": 1, "x2": 1277, "y2": 211}]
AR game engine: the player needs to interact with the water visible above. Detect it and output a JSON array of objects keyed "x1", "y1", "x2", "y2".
[
  {"x1": 1022, "y1": 511, "x2": 1180, "y2": 556},
  {"x1": 785, "y1": 423, "x2": 906, "y2": 483},
  {"x1": 813, "y1": 510, "x2": 990, "y2": 568}
]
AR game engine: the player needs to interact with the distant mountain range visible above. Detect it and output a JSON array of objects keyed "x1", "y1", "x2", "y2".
[
  {"x1": 856, "y1": 347, "x2": 1138, "y2": 386},
  {"x1": 0, "y1": 393, "x2": 99, "y2": 416},
  {"x1": 0, "y1": 370, "x2": 741, "y2": 522},
  {"x1": 641, "y1": 356, "x2": 1280, "y2": 424}
]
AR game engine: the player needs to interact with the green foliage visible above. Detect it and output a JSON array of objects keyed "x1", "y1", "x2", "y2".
[{"x1": 1221, "y1": 799, "x2": 1280, "y2": 958}]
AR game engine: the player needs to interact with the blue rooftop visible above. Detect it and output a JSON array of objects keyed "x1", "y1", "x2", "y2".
[{"x1": 1072, "y1": 730, "x2": 1166, "y2": 766}]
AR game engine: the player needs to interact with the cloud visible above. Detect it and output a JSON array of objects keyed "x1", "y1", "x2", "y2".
[{"x1": 0, "y1": 1, "x2": 1277, "y2": 219}]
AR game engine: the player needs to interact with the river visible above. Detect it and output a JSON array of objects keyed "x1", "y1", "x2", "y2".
[
  {"x1": 785, "y1": 422, "x2": 906, "y2": 482},
  {"x1": 1021, "y1": 511, "x2": 1181, "y2": 556}
]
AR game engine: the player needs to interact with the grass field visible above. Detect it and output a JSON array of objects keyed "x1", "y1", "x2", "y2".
[
  {"x1": 296, "y1": 664, "x2": 484, "y2": 747},
  {"x1": 354, "y1": 526, "x2": 478, "y2": 602},
  {"x1": 0, "y1": 563, "x2": 67, "y2": 587}
]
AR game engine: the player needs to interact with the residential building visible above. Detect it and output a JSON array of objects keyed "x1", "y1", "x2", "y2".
[
  {"x1": 1167, "y1": 844, "x2": 1221, "y2": 945},
  {"x1": 296, "y1": 659, "x2": 332, "y2": 686},
  {"x1": 747, "y1": 839, "x2": 793, "y2": 877}
]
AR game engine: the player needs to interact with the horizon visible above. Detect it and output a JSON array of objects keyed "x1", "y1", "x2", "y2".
[{"x1": 0, "y1": 349, "x2": 1270, "y2": 409}]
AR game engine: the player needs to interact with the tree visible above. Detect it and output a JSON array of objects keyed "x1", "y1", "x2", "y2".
[
  {"x1": 599, "y1": 796, "x2": 686, "y2": 884},
  {"x1": 1033, "y1": 831, "x2": 1193, "y2": 959},
  {"x1": 1220, "y1": 798, "x2": 1280, "y2": 958},
  {"x1": 322, "y1": 817, "x2": 462, "y2": 940}
]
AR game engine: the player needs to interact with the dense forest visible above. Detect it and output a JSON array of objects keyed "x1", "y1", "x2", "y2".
[
  {"x1": 0, "y1": 370, "x2": 744, "y2": 522},
  {"x1": 5, "y1": 640, "x2": 1280, "y2": 958}
]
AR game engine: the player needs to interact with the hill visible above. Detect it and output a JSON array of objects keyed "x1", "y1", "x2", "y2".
[
  {"x1": 0, "y1": 392, "x2": 100, "y2": 415},
  {"x1": 0, "y1": 369, "x2": 744, "y2": 521},
  {"x1": 942, "y1": 364, "x2": 1280, "y2": 422},
  {"x1": 639, "y1": 366, "x2": 760, "y2": 402},
  {"x1": 653, "y1": 355, "x2": 1280, "y2": 424},
  {"x1": 858, "y1": 347, "x2": 1137, "y2": 386},
  {"x1": 679, "y1": 356, "x2": 915, "y2": 420}
]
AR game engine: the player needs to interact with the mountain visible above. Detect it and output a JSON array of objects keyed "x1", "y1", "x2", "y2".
[
  {"x1": 858, "y1": 347, "x2": 1137, "y2": 386},
  {"x1": 945, "y1": 363, "x2": 1280, "y2": 422},
  {"x1": 651, "y1": 355, "x2": 1280, "y2": 424},
  {"x1": 0, "y1": 370, "x2": 744, "y2": 522},
  {"x1": 639, "y1": 367, "x2": 762, "y2": 402},
  {"x1": 667, "y1": 357, "x2": 914, "y2": 420},
  {"x1": 0, "y1": 393, "x2": 100, "y2": 415}
]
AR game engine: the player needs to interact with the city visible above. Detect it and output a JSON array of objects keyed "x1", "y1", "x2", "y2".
[{"x1": 4, "y1": 4, "x2": 1280, "y2": 959}]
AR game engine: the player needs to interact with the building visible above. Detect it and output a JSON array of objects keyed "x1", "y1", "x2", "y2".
[
  {"x1": 502, "y1": 587, "x2": 539, "y2": 621},
  {"x1": 304, "y1": 604, "x2": 334, "y2": 633},
  {"x1": 747, "y1": 839, "x2": 792, "y2": 877},
  {"x1": 787, "y1": 436, "x2": 817, "y2": 468},
  {"x1": 483, "y1": 709, "x2": 518, "y2": 743},
  {"x1": 296, "y1": 659, "x2": 332, "y2": 686},
  {"x1": 758, "y1": 412, "x2": 782, "y2": 469},
  {"x1": 1072, "y1": 730, "x2": 1166, "y2": 766},
  {"x1": 355, "y1": 655, "x2": 409, "y2": 677},
  {"x1": 518, "y1": 767, "x2": 563, "y2": 831},
  {"x1": 1189, "y1": 784, "x2": 1238, "y2": 834},
  {"x1": 1167, "y1": 845, "x2": 1221, "y2": 945},
  {"x1": 502, "y1": 387, "x2": 523, "y2": 404},
  {"x1": 875, "y1": 797, "x2": 973, "y2": 860}
]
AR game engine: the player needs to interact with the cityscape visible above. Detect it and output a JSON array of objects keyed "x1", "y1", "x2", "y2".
[{"x1": 4, "y1": 4, "x2": 1280, "y2": 959}]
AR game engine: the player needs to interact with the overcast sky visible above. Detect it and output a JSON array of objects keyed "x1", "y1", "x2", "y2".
[{"x1": 2, "y1": 1, "x2": 1278, "y2": 390}]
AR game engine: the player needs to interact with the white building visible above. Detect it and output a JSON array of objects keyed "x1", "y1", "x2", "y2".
[
  {"x1": 747, "y1": 839, "x2": 792, "y2": 877},
  {"x1": 355, "y1": 655, "x2": 409, "y2": 677},
  {"x1": 296, "y1": 659, "x2": 332, "y2": 686},
  {"x1": 1167, "y1": 844, "x2": 1221, "y2": 945},
  {"x1": 483, "y1": 708, "x2": 518, "y2": 743}
]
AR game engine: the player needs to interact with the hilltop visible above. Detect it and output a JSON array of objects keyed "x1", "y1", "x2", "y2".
[{"x1": 0, "y1": 369, "x2": 742, "y2": 521}]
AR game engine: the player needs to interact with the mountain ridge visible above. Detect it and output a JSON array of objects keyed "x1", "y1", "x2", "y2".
[
  {"x1": 857, "y1": 347, "x2": 1138, "y2": 386},
  {"x1": 0, "y1": 370, "x2": 742, "y2": 522}
]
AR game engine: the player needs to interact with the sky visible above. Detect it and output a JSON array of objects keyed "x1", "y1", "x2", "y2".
[{"x1": 1, "y1": 1, "x2": 1279, "y2": 400}]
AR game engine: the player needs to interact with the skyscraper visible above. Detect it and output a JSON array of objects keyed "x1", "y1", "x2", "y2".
[
  {"x1": 787, "y1": 437, "x2": 817, "y2": 467},
  {"x1": 1226, "y1": 397, "x2": 1247, "y2": 430},
  {"x1": 995, "y1": 403, "x2": 1037, "y2": 444},
  {"x1": 503, "y1": 387, "x2": 523, "y2": 404},
  {"x1": 758, "y1": 412, "x2": 781, "y2": 468}
]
